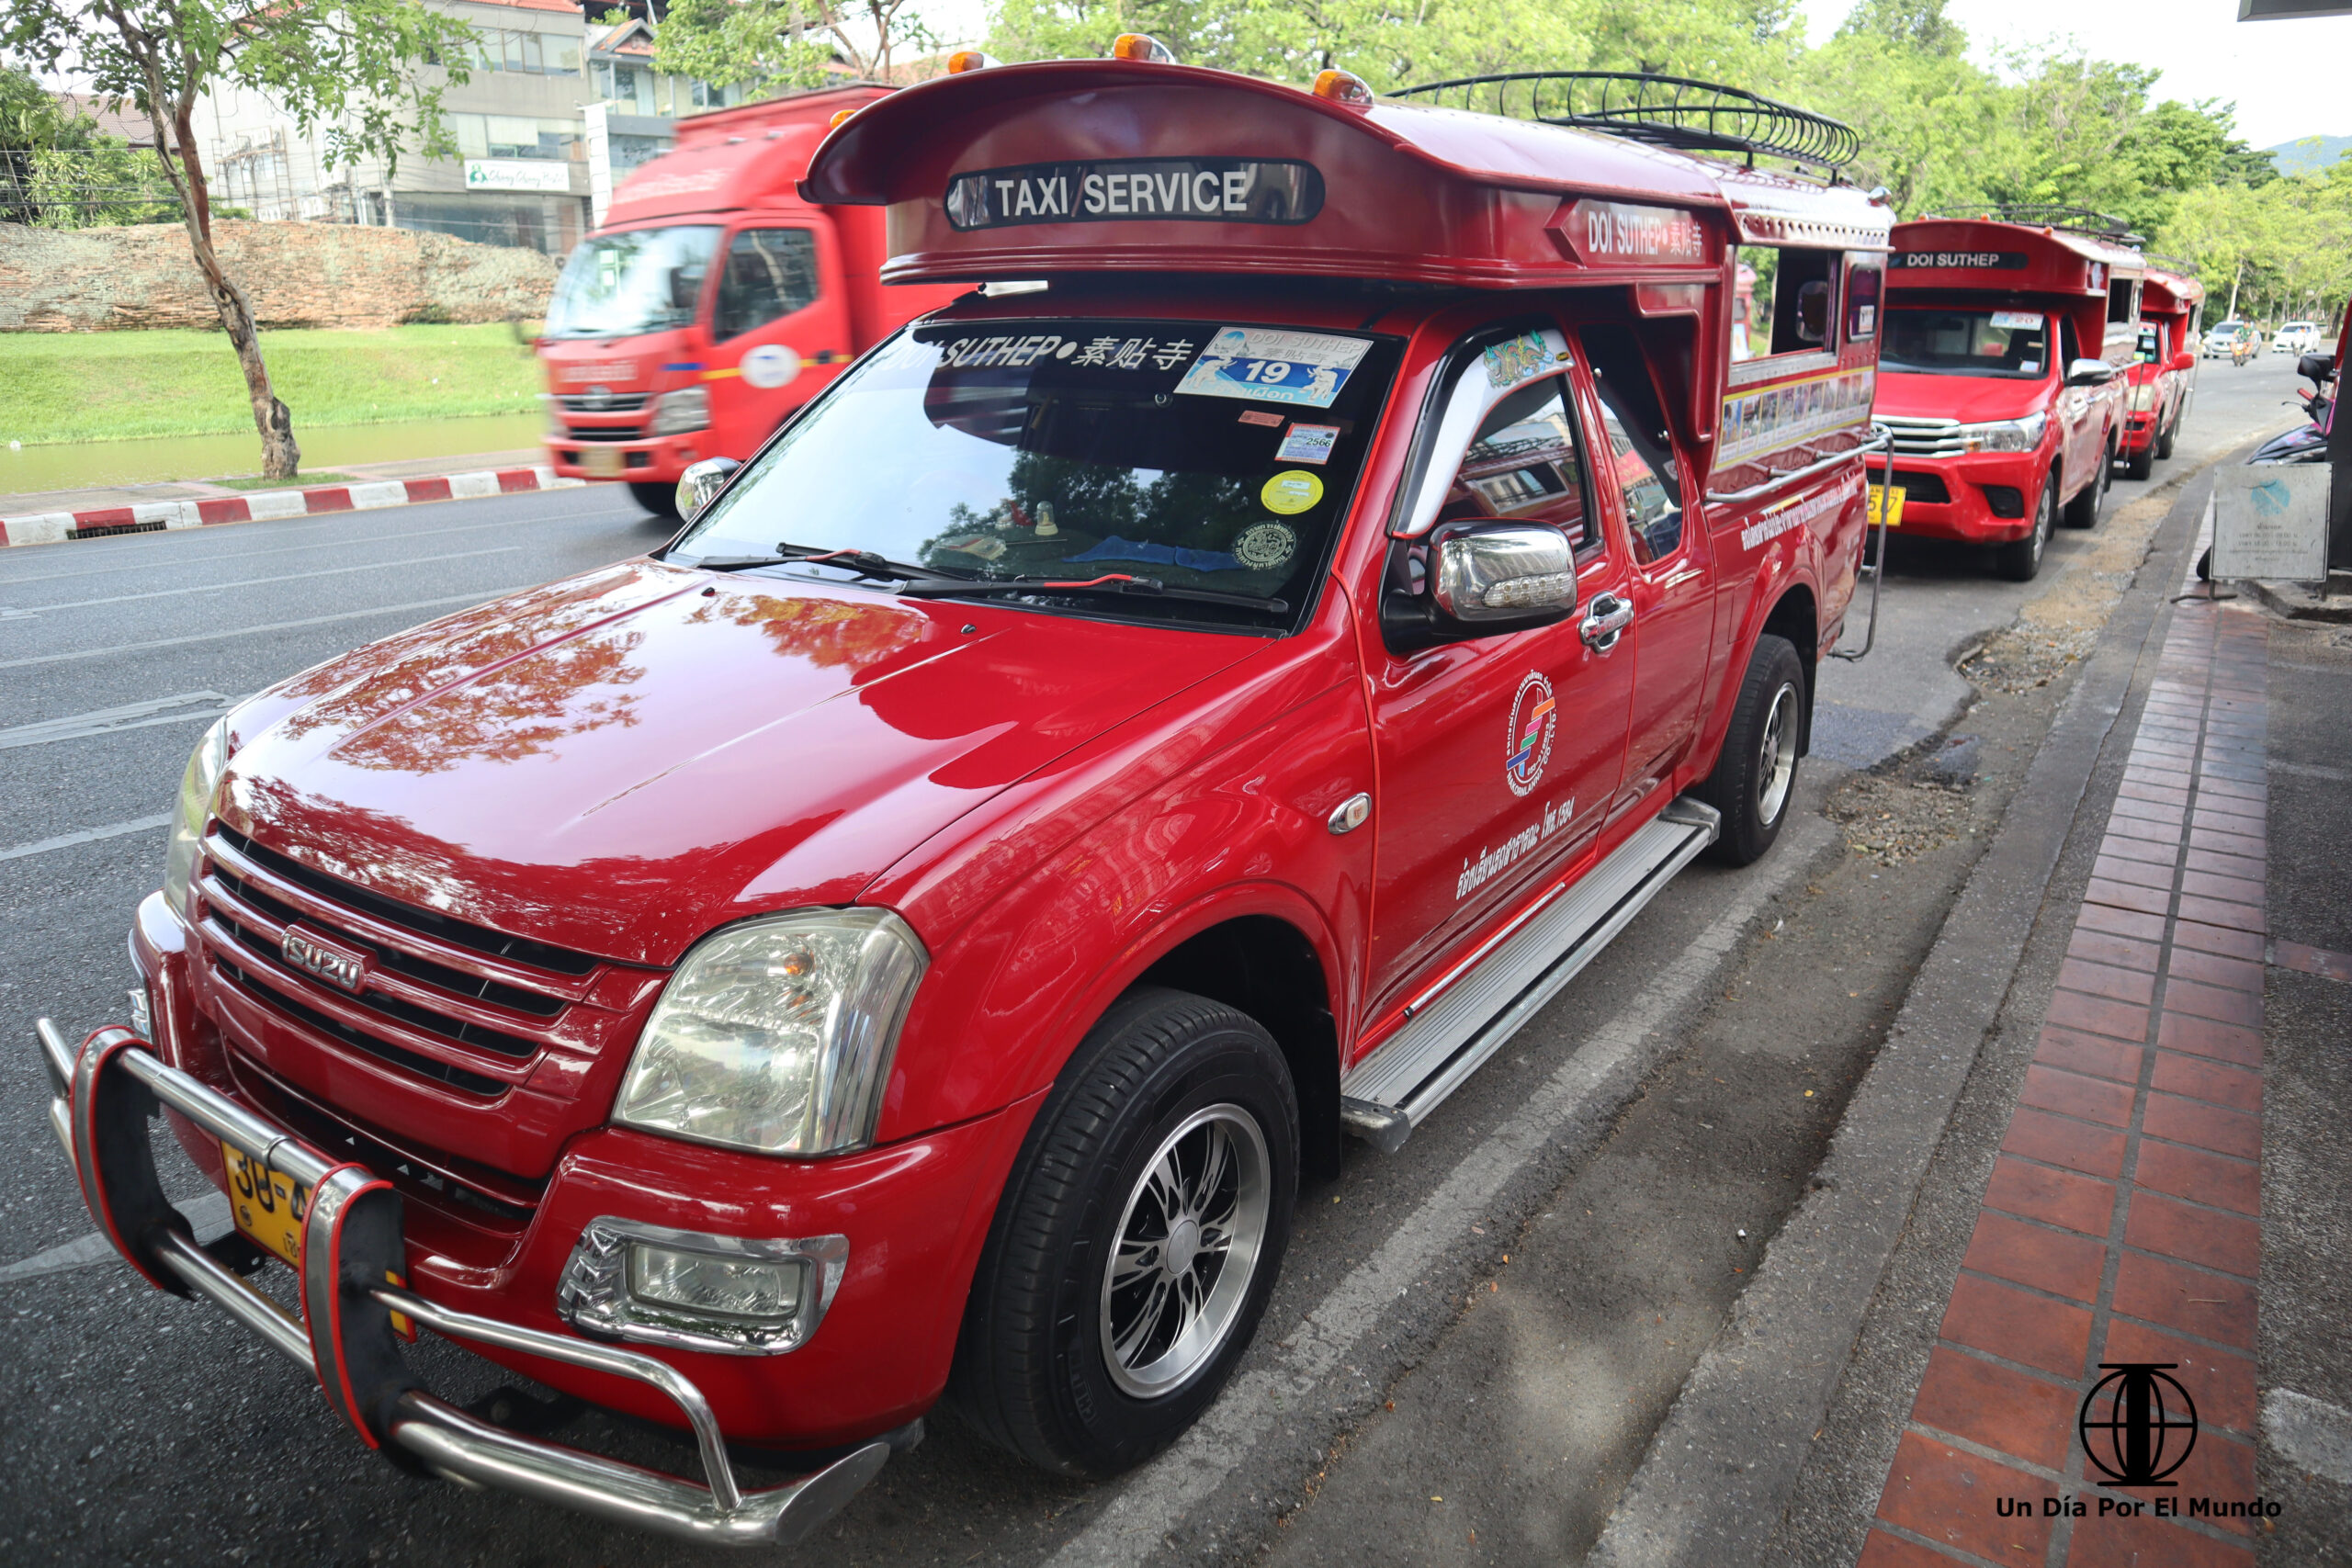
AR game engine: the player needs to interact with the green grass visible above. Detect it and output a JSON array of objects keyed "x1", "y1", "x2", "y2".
[
  {"x1": 0, "y1": 325, "x2": 547, "y2": 446},
  {"x1": 211, "y1": 470, "x2": 360, "y2": 489}
]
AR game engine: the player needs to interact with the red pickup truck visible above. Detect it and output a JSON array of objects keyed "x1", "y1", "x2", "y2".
[
  {"x1": 2118, "y1": 262, "x2": 2204, "y2": 480},
  {"x1": 43, "y1": 50, "x2": 1890, "y2": 1547},
  {"x1": 538, "y1": 85, "x2": 962, "y2": 518},
  {"x1": 1876, "y1": 210, "x2": 2143, "y2": 580}
]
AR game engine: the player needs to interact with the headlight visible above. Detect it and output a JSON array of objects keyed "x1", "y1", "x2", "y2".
[
  {"x1": 162, "y1": 718, "x2": 231, "y2": 922},
  {"x1": 2128, "y1": 383, "x2": 2156, "y2": 412},
  {"x1": 1957, "y1": 412, "x2": 2047, "y2": 453},
  {"x1": 614, "y1": 908, "x2": 926, "y2": 1156},
  {"x1": 647, "y1": 385, "x2": 709, "y2": 436}
]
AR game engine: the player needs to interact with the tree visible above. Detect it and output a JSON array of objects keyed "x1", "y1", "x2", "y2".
[
  {"x1": 655, "y1": 0, "x2": 938, "y2": 91},
  {"x1": 1, "y1": 1, "x2": 476, "y2": 478}
]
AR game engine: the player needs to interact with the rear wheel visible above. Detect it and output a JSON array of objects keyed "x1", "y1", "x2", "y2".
[
  {"x1": 1697, "y1": 633, "x2": 1805, "y2": 867},
  {"x1": 2126, "y1": 439, "x2": 2154, "y2": 481},
  {"x1": 1996, "y1": 473, "x2": 2057, "y2": 581},
  {"x1": 949, "y1": 987, "x2": 1297, "y2": 1477},
  {"x1": 2064, "y1": 439, "x2": 2113, "y2": 528},
  {"x1": 628, "y1": 479, "x2": 679, "y2": 522}
]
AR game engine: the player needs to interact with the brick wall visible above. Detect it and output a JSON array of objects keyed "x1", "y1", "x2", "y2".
[{"x1": 0, "y1": 220, "x2": 560, "y2": 332}]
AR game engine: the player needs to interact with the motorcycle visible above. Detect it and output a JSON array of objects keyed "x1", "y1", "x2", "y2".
[
  {"x1": 2231, "y1": 335, "x2": 2258, "y2": 367},
  {"x1": 2199, "y1": 352, "x2": 2333, "y2": 579}
]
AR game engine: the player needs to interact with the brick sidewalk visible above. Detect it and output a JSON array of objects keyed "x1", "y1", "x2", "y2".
[{"x1": 1861, "y1": 593, "x2": 2277, "y2": 1568}]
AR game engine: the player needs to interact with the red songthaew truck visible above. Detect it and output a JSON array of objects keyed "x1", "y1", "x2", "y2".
[
  {"x1": 2118, "y1": 263, "x2": 2204, "y2": 480},
  {"x1": 1875, "y1": 210, "x2": 2143, "y2": 581},
  {"x1": 539, "y1": 85, "x2": 963, "y2": 516},
  {"x1": 46, "y1": 49, "x2": 1894, "y2": 1548}
]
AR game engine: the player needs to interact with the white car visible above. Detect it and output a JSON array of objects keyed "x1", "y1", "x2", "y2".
[{"x1": 2273, "y1": 321, "x2": 2322, "y2": 354}]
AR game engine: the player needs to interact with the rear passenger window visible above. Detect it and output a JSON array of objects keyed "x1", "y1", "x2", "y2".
[
  {"x1": 1434, "y1": 374, "x2": 1599, "y2": 558},
  {"x1": 1735, "y1": 245, "x2": 1838, "y2": 359},
  {"x1": 713, "y1": 227, "x2": 820, "y2": 342},
  {"x1": 1583, "y1": 324, "x2": 1685, "y2": 562}
]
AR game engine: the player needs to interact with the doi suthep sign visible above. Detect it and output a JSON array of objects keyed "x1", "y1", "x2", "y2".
[{"x1": 463, "y1": 159, "x2": 572, "y2": 194}]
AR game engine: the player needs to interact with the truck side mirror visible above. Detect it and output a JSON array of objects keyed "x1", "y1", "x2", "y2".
[
  {"x1": 1383, "y1": 523, "x2": 1576, "y2": 649},
  {"x1": 669, "y1": 265, "x2": 707, "y2": 311},
  {"x1": 2170, "y1": 351, "x2": 2196, "y2": 373},
  {"x1": 2064, "y1": 358, "x2": 2116, "y2": 387},
  {"x1": 675, "y1": 457, "x2": 740, "y2": 523},
  {"x1": 1794, "y1": 279, "x2": 1832, "y2": 344},
  {"x1": 2297, "y1": 351, "x2": 2336, "y2": 385}
]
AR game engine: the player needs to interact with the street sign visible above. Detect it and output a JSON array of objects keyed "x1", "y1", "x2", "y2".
[{"x1": 2213, "y1": 467, "x2": 2329, "y2": 581}]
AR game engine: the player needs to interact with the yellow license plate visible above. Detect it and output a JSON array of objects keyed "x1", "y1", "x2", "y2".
[
  {"x1": 1867, "y1": 484, "x2": 1906, "y2": 528},
  {"x1": 580, "y1": 446, "x2": 626, "y2": 479},
  {"x1": 222, "y1": 1139, "x2": 310, "y2": 1269}
]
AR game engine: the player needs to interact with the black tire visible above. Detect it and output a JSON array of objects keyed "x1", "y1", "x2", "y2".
[
  {"x1": 2064, "y1": 438, "x2": 2113, "y2": 528},
  {"x1": 628, "y1": 479, "x2": 679, "y2": 521},
  {"x1": 1996, "y1": 472, "x2": 2058, "y2": 581},
  {"x1": 2126, "y1": 441, "x2": 2154, "y2": 481},
  {"x1": 949, "y1": 987, "x2": 1298, "y2": 1478},
  {"x1": 2154, "y1": 413, "x2": 2177, "y2": 461},
  {"x1": 1696, "y1": 633, "x2": 1805, "y2": 866}
]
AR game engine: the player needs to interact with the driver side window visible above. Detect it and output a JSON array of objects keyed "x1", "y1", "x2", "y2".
[{"x1": 1431, "y1": 373, "x2": 1599, "y2": 559}]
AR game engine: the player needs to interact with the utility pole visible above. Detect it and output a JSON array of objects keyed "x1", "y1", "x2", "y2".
[{"x1": 2226, "y1": 256, "x2": 2243, "y2": 321}]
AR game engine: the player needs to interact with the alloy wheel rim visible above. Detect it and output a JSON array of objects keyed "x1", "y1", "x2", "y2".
[
  {"x1": 1099, "y1": 1103, "x2": 1271, "y2": 1398},
  {"x1": 1757, "y1": 682, "x2": 1799, "y2": 827}
]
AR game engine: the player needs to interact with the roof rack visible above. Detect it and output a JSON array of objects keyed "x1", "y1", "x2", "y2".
[
  {"x1": 1920, "y1": 204, "x2": 2145, "y2": 245},
  {"x1": 2141, "y1": 252, "x2": 2199, "y2": 276},
  {"x1": 1387, "y1": 71, "x2": 1860, "y2": 170}
]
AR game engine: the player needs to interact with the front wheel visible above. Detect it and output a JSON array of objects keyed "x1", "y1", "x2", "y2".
[
  {"x1": 2126, "y1": 440, "x2": 2154, "y2": 481},
  {"x1": 627, "y1": 479, "x2": 680, "y2": 522},
  {"x1": 949, "y1": 987, "x2": 1298, "y2": 1477},
  {"x1": 1996, "y1": 474, "x2": 2058, "y2": 581},
  {"x1": 1697, "y1": 633, "x2": 1805, "y2": 866},
  {"x1": 2064, "y1": 440, "x2": 2113, "y2": 528},
  {"x1": 2154, "y1": 414, "x2": 2177, "y2": 461}
]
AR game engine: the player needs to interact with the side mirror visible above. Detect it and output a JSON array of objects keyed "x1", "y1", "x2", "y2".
[
  {"x1": 2170, "y1": 352, "x2": 2196, "y2": 373},
  {"x1": 2065, "y1": 358, "x2": 2117, "y2": 387},
  {"x1": 668, "y1": 265, "x2": 706, "y2": 311},
  {"x1": 674, "y1": 457, "x2": 740, "y2": 523},
  {"x1": 2297, "y1": 352, "x2": 2336, "y2": 386},
  {"x1": 1385, "y1": 523, "x2": 1576, "y2": 649},
  {"x1": 1794, "y1": 279, "x2": 1832, "y2": 344}
]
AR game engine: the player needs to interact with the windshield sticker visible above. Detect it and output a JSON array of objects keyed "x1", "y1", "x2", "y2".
[
  {"x1": 1484, "y1": 333, "x2": 1558, "y2": 388},
  {"x1": 1174, "y1": 327, "x2": 1372, "y2": 409},
  {"x1": 1717, "y1": 367, "x2": 1876, "y2": 468},
  {"x1": 944, "y1": 158, "x2": 1325, "y2": 231},
  {"x1": 1238, "y1": 409, "x2": 1285, "y2": 427},
  {"x1": 939, "y1": 535, "x2": 1007, "y2": 561},
  {"x1": 2019, "y1": 360, "x2": 2041, "y2": 374},
  {"x1": 1505, "y1": 671, "x2": 1557, "y2": 797},
  {"x1": 1261, "y1": 470, "x2": 1325, "y2": 515},
  {"x1": 1234, "y1": 522, "x2": 1297, "y2": 570},
  {"x1": 1067, "y1": 536, "x2": 1242, "y2": 573},
  {"x1": 1989, "y1": 310, "x2": 2044, "y2": 331},
  {"x1": 938, "y1": 333, "x2": 1073, "y2": 368},
  {"x1": 1275, "y1": 423, "x2": 1340, "y2": 465}
]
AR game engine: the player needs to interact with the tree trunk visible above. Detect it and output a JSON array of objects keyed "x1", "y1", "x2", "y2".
[
  {"x1": 2225, "y1": 258, "x2": 2242, "y2": 321},
  {"x1": 141, "y1": 75, "x2": 300, "y2": 479}
]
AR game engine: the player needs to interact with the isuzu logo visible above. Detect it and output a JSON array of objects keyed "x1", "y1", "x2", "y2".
[{"x1": 282, "y1": 924, "x2": 369, "y2": 994}]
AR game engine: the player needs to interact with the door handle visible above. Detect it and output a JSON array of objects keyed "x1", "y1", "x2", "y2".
[{"x1": 1580, "y1": 592, "x2": 1634, "y2": 652}]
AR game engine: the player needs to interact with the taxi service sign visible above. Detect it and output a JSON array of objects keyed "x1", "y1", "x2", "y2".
[{"x1": 944, "y1": 158, "x2": 1323, "y2": 230}]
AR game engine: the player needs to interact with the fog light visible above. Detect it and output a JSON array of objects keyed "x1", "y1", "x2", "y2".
[{"x1": 628, "y1": 1244, "x2": 803, "y2": 1324}]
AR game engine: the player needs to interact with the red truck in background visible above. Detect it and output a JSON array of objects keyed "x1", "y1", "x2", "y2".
[
  {"x1": 1875, "y1": 209, "x2": 2144, "y2": 581},
  {"x1": 539, "y1": 85, "x2": 964, "y2": 518},
  {"x1": 2119, "y1": 262, "x2": 2204, "y2": 480},
  {"x1": 44, "y1": 51, "x2": 1896, "y2": 1548}
]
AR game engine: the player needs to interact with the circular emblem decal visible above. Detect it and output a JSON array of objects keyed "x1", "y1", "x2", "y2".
[
  {"x1": 1260, "y1": 469, "x2": 1324, "y2": 515},
  {"x1": 1505, "y1": 671, "x2": 1557, "y2": 796},
  {"x1": 741, "y1": 344, "x2": 803, "y2": 390},
  {"x1": 1234, "y1": 522, "x2": 1296, "y2": 570}
]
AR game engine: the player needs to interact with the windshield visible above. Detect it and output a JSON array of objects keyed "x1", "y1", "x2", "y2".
[
  {"x1": 2135, "y1": 326, "x2": 2162, "y2": 364},
  {"x1": 671, "y1": 318, "x2": 1401, "y2": 629},
  {"x1": 1883, "y1": 307, "x2": 2051, "y2": 380},
  {"x1": 546, "y1": 225, "x2": 720, "y2": 339}
]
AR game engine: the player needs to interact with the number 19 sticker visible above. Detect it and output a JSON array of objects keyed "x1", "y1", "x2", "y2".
[{"x1": 1174, "y1": 327, "x2": 1373, "y2": 409}]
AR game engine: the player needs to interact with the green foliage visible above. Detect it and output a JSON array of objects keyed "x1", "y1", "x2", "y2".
[
  {"x1": 2158, "y1": 164, "x2": 2352, "y2": 328},
  {"x1": 655, "y1": 0, "x2": 937, "y2": 88}
]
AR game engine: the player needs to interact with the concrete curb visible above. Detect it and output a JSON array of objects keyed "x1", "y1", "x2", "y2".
[
  {"x1": 0, "y1": 466, "x2": 585, "y2": 548},
  {"x1": 1587, "y1": 464, "x2": 2221, "y2": 1568}
]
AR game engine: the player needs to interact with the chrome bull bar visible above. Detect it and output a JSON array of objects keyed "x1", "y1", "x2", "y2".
[{"x1": 34, "y1": 1017, "x2": 888, "y2": 1547}]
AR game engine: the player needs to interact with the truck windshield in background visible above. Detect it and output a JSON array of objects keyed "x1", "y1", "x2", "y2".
[
  {"x1": 546, "y1": 225, "x2": 722, "y2": 339},
  {"x1": 672, "y1": 320, "x2": 1402, "y2": 626},
  {"x1": 1883, "y1": 307, "x2": 2051, "y2": 379}
]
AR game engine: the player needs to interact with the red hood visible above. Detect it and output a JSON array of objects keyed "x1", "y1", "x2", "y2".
[
  {"x1": 1873, "y1": 368, "x2": 2054, "y2": 423},
  {"x1": 220, "y1": 562, "x2": 1262, "y2": 967}
]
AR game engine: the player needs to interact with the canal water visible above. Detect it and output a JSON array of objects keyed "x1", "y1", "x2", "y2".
[{"x1": 0, "y1": 413, "x2": 547, "y2": 496}]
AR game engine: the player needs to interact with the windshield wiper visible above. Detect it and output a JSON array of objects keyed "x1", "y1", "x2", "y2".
[
  {"x1": 683, "y1": 544, "x2": 967, "y2": 581},
  {"x1": 895, "y1": 571, "x2": 1286, "y2": 615}
]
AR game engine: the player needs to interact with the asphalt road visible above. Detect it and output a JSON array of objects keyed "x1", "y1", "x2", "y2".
[{"x1": 0, "y1": 353, "x2": 2317, "y2": 1567}]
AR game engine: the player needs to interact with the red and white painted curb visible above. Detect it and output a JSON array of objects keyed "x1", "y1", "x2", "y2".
[{"x1": 0, "y1": 466, "x2": 585, "y2": 549}]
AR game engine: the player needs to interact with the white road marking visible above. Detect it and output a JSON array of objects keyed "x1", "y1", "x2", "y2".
[
  {"x1": 0, "y1": 814, "x2": 174, "y2": 863},
  {"x1": 3, "y1": 547, "x2": 523, "y2": 615},
  {"x1": 2264, "y1": 1388, "x2": 2352, "y2": 1486},
  {"x1": 0, "y1": 587, "x2": 531, "y2": 671},
  {"x1": 0, "y1": 692, "x2": 240, "y2": 750},
  {"x1": 1044, "y1": 818, "x2": 1830, "y2": 1568},
  {"x1": 0, "y1": 1192, "x2": 233, "y2": 1285}
]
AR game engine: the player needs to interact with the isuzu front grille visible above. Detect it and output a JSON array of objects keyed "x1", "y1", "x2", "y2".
[
  {"x1": 556, "y1": 391, "x2": 650, "y2": 414},
  {"x1": 1876, "y1": 415, "x2": 1965, "y2": 457}
]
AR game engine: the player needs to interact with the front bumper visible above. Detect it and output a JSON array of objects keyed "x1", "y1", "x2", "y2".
[
  {"x1": 35, "y1": 1017, "x2": 888, "y2": 1547},
  {"x1": 546, "y1": 432, "x2": 701, "y2": 486},
  {"x1": 1883, "y1": 452, "x2": 2045, "y2": 545}
]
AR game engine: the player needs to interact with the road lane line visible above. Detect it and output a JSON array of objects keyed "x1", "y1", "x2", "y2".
[
  {"x1": 0, "y1": 1193, "x2": 232, "y2": 1285},
  {"x1": 1, "y1": 547, "x2": 523, "y2": 615},
  {"x1": 1043, "y1": 818, "x2": 1831, "y2": 1568},
  {"x1": 0, "y1": 815, "x2": 174, "y2": 862},
  {"x1": 0, "y1": 692, "x2": 240, "y2": 750},
  {"x1": 0, "y1": 587, "x2": 532, "y2": 671}
]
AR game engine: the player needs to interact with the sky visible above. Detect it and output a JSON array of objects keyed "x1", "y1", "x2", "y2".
[{"x1": 1795, "y1": 0, "x2": 2352, "y2": 149}]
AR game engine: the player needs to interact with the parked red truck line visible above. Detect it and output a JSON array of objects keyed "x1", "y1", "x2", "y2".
[
  {"x1": 44, "y1": 49, "x2": 1893, "y2": 1546},
  {"x1": 2120, "y1": 261, "x2": 2205, "y2": 481}
]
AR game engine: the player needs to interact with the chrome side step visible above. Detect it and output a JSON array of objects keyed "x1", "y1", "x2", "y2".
[{"x1": 1339, "y1": 797, "x2": 1720, "y2": 1152}]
